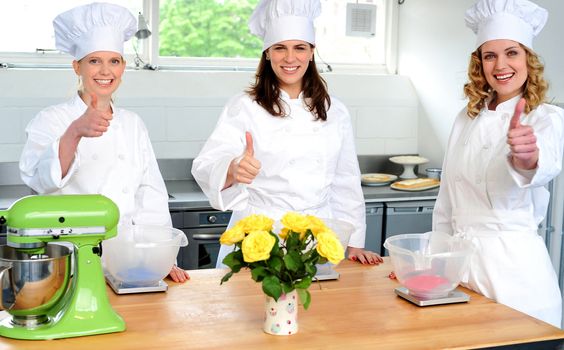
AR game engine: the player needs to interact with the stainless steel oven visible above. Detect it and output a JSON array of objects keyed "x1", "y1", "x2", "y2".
[{"x1": 171, "y1": 209, "x2": 232, "y2": 270}]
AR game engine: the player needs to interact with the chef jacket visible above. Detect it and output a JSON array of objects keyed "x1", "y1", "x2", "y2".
[
  {"x1": 433, "y1": 95, "x2": 564, "y2": 327},
  {"x1": 192, "y1": 91, "x2": 366, "y2": 267},
  {"x1": 19, "y1": 94, "x2": 171, "y2": 227}
]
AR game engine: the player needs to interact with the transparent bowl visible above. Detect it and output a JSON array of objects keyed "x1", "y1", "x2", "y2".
[
  {"x1": 383, "y1": 232, "x2": 473, "y2": 299},
  {"x1": 103, "y1": 224, "x2": 188, "y2": 287}
]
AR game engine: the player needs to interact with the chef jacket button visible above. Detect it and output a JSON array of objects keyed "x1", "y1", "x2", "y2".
[
  {"x1": 502, "y1": 113, "x2": 510, "y2": 120},
  {"x1": 316, "y1": 159, "x2": 321, "y2": 164},
  {"x1": 118, "y1": 154, "x2": 125, "y2": 160},
  {"x1": 122, "y1": 187, "x2": 129, "y2": 194},
  {"x1": 289, "y1": 160, "x2": 295, "y2": 165},
  {"x1": 92, "y1": 154, "x2": 98, "y2": 160},
  {"x1": 285, "y1": 127, "x2": 291, "y2": 133},
  {"x1": 476, "y1": 178, "x2": 482, "y2": 184},
  {"x1": 483, "y1": 144, "x2": 490, "y2": 150},
  {"x1": 455, "y1": 175, "x2": 461, "y2": 181}
]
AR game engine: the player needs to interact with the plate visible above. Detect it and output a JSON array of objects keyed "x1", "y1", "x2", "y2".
[
  {"x1": 390, "y1": 178, "x2": 440, "y2": 192},
  {"x1": 389, "y1": 156, "x2": 429, "y2": 165},
  {"x1": 361, "y1": 173, "x2": 398, "y2": 186}
]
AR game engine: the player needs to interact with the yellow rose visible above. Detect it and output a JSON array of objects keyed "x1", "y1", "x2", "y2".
[
  {"x1": 281, "y1": 212, "x2": 310, "y2": 236},
  {"x1": 306, "y1": 215, "x2": 328, "y2": 237},
  {"x1": 219, "y1": 224, "x2": 245, "y2": 245},
  {"x1": 240, "y1": 214, "x2": 274, "y2": 232},
  {"x1": 241, "y1": 230, "x2": 276, "y2": 263},
  {"x1": 279, "y1": 227, "x2": 290, "y2": 240},
  {"x1": 316, "y1": 230, "x2": 344, "y2": 265}
]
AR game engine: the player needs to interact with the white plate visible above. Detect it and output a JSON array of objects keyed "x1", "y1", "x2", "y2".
[
  {"x1": 361, "y1": 173, "x2": 398, "y2": 186},
  {"x1": 389, "y1": 156, "x2": 429, "y2": 165}
]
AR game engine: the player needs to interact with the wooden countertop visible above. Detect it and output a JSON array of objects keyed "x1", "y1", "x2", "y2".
[{"x1": 1, "y1": 259, "x2": 563, "y2": 350}]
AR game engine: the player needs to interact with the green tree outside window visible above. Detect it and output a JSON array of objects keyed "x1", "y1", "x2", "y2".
[{"x1": 160, "y1": 0, "x2": 263, "y2": 58}]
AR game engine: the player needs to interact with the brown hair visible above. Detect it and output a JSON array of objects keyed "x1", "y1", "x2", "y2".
[
  {"x1": 246, "y1": 48, "x2": 331, "y2": 121},
  {"x1": 463, "y1": 44, "x2": 548, "y2": 118}
]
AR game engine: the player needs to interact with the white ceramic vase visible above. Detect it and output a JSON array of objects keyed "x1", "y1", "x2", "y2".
[{"x1": 263, "y1": 290, "x2": 298, "y2": 335}]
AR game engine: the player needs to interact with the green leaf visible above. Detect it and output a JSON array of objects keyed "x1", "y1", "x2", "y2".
[
  {"x1": 262, "y1": 275, "x2": 283, "y2": 301},
  {"x1": 294, "y1": 276, "x2": 312, "y2": 290},
  {"x1": 220, "y1": 271, "x2": 233, "y2": 285},
  {"x1": 282, "y1": 283, "x2": 294, "y2": 294},
  {"x1": 283, "y1": 250, "x2": 304, "y2": 272},
  {"x1": 251, "y1": 266, "x2": 268, "y2": 282},
  {"x1": 305, "y1": 263, "x2": 317, "y2": 276},
  {"x1": 297, "y1": 289, "x2": 312, "y2": 310},
  {"x1": 222, "y1": 250, "x2": 243, "y2": 272},
  {"x1": 267, "y1": 255, "x2": 284, "y2": 273}
]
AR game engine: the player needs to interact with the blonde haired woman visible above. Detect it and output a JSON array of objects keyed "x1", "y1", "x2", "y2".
[{"x1": 433, "y1": 0, "x2": 563, "y2": 327}]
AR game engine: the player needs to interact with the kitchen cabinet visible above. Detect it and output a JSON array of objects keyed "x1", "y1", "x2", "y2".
[
  {"x1": 364, "y1": 203, "x2": 384, "y2": 255},
  {"x1": 383, "y1": 200, "x2": 435, "y2": 255}
]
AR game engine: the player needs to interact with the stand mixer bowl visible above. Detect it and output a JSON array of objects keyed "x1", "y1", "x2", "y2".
[{"x1": 0, "y1": 244, "x2": 71, "y2": 326}]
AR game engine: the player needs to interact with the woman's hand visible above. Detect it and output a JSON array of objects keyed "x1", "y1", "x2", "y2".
[
  {"x1": 168, "y1": 265, "x2": 190, "y2": 283},
  {"x1": 508, "y1": 98, "x2": 539, "y2": 170},
  {"x1": 347, "y1": 247, "x2": 383, "y2": 265},
  {"x1": 71, "y1": 93, "x2": 113, "y2": 138},
  {"x1": 224, "y1": 132, "x2": 261, "y2": 189}
]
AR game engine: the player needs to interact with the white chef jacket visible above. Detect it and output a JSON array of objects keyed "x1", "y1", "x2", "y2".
[
  {"x1": 433, "y1": 95, "x2": 564, "y2": 327},
  {"x1": 191, "y1": 91, "x2": 366, "y2": 268},
  {"x1": 19, "y1": 94, "x2": 171, "y2": 227}
]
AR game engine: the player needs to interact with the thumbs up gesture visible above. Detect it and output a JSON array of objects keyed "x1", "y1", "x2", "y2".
[
  {"x1": 71, "y1": 93, "x2": 113, "y2": 138},
  {"x1": 224, "y1": 132, "x2": 261, "y2": 189},
  {"x1": 507, "y1": 98, "x2": 538, "y2": 170}
]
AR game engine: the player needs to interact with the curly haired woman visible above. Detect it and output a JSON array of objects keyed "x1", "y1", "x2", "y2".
[{"x1": 433, "y1": 0, "x2": 564, "y2": 327}]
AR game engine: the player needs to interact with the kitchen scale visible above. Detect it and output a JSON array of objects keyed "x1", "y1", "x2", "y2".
[
  {"x1": 394, "y1": 286, "x2": 470, "y2": 306},
  {"x1": 105, "y1": 273, "x2": 168, "y2": 294}
]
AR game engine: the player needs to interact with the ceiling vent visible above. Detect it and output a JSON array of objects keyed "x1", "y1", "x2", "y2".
[{"x1": 346, "y1": 3, "x2": 377, "y2": 37}]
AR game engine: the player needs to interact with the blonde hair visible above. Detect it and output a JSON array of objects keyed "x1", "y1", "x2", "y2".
[{"x1": 463, "y1": 44, "x2": 548, "y2": 118}]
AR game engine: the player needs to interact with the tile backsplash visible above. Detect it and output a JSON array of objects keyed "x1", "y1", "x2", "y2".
[{"x1": 0, "y1": 69, "x2": 419, "y2": 162}]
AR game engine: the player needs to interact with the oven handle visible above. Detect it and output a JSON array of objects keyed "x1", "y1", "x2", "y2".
[{"x1": 193, "y1": 232, "x2": 223, "y2": 240}]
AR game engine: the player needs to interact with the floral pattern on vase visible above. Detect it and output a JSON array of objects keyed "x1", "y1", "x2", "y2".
[{"x1": 263, "y1": 290, "x2": 298, "y2": 335}]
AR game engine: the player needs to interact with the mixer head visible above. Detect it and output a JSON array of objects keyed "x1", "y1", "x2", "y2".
[{"x1": 0, "y1": 194, "x2": 120, "y2": 249}]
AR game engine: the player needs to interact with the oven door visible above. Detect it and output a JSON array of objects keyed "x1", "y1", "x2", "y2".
[{"x1": 177, "y1": 227, "x2": 223, "y2": 270}]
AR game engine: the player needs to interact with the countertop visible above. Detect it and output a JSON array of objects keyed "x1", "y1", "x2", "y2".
[
  {"x1": 0, "y1": 180, "x2": 439, "y2": 211},
  {"x1": 1, "y1": 259, "x2": 562, "y2": 350}
]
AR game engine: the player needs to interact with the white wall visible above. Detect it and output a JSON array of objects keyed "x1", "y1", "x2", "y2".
[
  {"x1": 397, "y1": 0, "x2": 564, "y2": 167},
  {"x1": 0, "y1": 68, "x2": 418, "y2": 163}
]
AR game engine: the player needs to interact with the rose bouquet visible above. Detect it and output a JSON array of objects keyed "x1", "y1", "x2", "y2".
[{"x1": 220, "y1": 212, "x2": 346, "y2": 309}]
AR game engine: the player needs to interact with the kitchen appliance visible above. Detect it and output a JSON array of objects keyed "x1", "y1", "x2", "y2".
[
  {"x1": 384, "y1": 232, "x2": 473, "y2": 306},
  {"x1": 172, "y1": 209, "x2": 231, "y2": 270},
  {"x1": 103, "y1": 224, "x2": 188, "y2": 294},
  {"x1": 0, "y1": 194, "x2": 125, "y2": 340}
]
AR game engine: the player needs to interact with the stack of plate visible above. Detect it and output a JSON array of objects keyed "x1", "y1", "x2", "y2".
[{"x1": 361, "y1": 173, "x2": 398, "y2": 187}]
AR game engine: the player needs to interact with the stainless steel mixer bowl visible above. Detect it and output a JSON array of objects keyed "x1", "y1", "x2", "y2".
[{"x1": 0, "y1": 244, "x2": 71, "y2": 324}]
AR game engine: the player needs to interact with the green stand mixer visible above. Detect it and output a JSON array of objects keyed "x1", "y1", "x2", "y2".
[{"x1": 0, "y1": 194, "x2": 125, "y2": 340}]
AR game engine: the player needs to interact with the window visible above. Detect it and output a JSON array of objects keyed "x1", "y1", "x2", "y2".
[
  {"x1": 0, "y1": 0, "x2": 395, "y2": 72},
  {"x1": 0, "y1": 0, "x2": 142, "y2": 56}
]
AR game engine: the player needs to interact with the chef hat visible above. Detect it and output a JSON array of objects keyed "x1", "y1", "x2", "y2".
[
  {"x1": 53, "y1": 2, "x2": 137, "y2": 60},
  {"x1": 249, "y1": 0, "x2": 321, "y2": 51},
  {"x1": 465, "y1": 0, "x2": 548, "y2": 50}
]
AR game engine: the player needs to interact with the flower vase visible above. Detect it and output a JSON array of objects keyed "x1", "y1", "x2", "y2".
[{"x1": 263, "y1": 290, "x2": 298, "y2": 335}]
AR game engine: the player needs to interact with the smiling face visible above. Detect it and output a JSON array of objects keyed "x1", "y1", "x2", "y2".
[
  {"x1": 480, "y1": 39, "x2": 528, "y2": 105},
  {"x1": 266, "y1": 40, "x2": 314, "y2": 98},
  {"x1": 72, "y1": 51, "x2": 126, "y2": 99}
]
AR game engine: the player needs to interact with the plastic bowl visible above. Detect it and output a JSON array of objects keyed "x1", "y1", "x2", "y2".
[
  {"x1": 103, "y1": 224, "x2": 188, "y2": 287},
  {"x1": 383, "y1": 232, "x2": 473, "y2": 299}
]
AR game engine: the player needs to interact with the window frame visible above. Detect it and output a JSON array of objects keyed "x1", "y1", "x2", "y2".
[{"x1": 0, "y1": 0, "x2": 399, "y2": 74}]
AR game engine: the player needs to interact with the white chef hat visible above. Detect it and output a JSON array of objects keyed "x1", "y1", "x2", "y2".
[
  {"x1": 465, "y1": 0, "x2": 548, "y2": 50},
  {"x1": 248, "y1": 0, "x2": 321, "y2": 51},
  {"x1": 53, "y1": 2, "x2": 137, "y2": 60}
]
